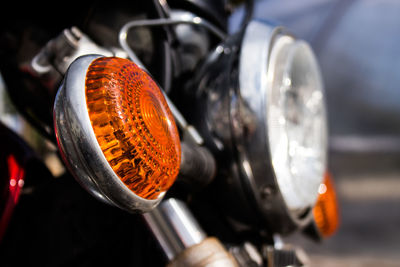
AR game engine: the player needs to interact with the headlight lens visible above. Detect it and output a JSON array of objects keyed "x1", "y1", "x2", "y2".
[{"x1": 267, "y1": 35, "x2": 327, "y2": 213}]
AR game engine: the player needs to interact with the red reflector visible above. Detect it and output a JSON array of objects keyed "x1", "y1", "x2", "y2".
[{"x1": 0, "y1": 155, "x2": 25, "y2": 241}]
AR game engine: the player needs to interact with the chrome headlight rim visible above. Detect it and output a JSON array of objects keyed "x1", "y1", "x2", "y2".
[{"x1": 234, "y1": 19, "x2": 328, "y2": 232}]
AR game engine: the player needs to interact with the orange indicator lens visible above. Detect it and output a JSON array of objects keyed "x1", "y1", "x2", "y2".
[
  {"x1": 85, "y1": 57, "x2": 180, "y2": 199},
  {"x1": 313, "y1": 172, "x2": 339, "y2": 238}
]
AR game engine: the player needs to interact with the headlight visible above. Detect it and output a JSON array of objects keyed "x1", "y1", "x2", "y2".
[
  {"x1": 266, "y1": 35, "x2": 326, "y2": 213},
  {"x1": 191, "y1": 20, "x2": 328, "y2": 234}
]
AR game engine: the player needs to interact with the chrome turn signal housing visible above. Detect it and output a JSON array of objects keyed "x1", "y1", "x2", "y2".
[{"x1": 54, "y1": 55, "x2": 181, "y2": 213}]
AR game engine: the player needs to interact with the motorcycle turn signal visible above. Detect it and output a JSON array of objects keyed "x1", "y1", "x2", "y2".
[
  {"x1": 302, "y1": 172, "x2": 340, "y2": 241},
  {"x1": 53, "y1": 55, "x2": 181, "y2": 213},
  {"x1": 313, "y1": 172, "x2": 340, "y2": 238}
]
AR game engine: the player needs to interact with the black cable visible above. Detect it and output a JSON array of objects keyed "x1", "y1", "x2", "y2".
[
  {"x1": 241, "y1": 0, "x2": 255, "y2": 31},
  {"x1": 152, "y1": 0, "x2": 175, "y2": 94}
]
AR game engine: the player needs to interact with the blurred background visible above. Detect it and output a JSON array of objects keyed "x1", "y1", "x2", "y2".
[
  {"x1": 1, "y1": 0, "x2": 400, "y2": 266},
  {"x1": 230, "y1": 0, "x2": 400, "y2": 266}
]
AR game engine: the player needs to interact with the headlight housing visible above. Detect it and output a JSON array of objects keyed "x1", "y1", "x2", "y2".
[{"x1": 191, "y1": 20, "x2": 328, "y2": 234}]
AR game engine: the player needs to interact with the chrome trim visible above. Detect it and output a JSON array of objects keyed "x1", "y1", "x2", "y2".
[
  {"x1": 118, "y1": 16, "x2": 226, "y2": 69},
  {"x1": 237, "y1": 20, "x2": 315, "y2": 230},
  {"x1": 143, "y1": 198, "x2": 207, "y2": 260},
  {"x1": 54, "y1": 54, "x2": 162, "y2": 213}
]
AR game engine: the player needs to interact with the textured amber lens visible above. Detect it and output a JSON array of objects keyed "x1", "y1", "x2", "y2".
[
  {"x1": 85, "y1": 57, "x2": 181, "y2": 200},
  {"x1": 313, "y1": 172, "x2": 339, "y2": 238}
]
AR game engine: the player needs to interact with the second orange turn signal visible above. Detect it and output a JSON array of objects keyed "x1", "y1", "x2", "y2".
[{"x1": 313, "y1": 172, "x2": 340, "y2": 238}]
